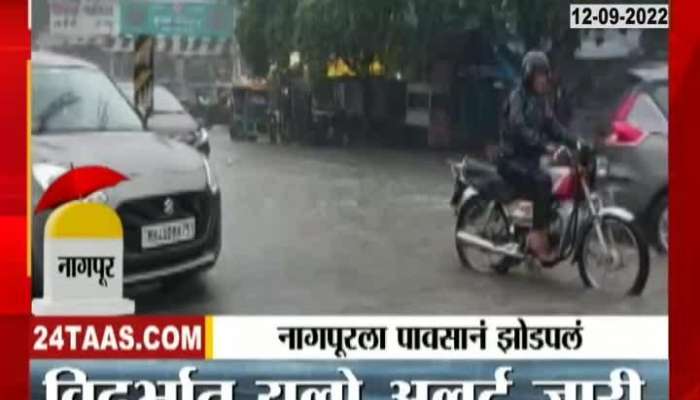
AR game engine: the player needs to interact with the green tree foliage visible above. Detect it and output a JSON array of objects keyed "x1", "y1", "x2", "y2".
[
  {"x1": 234, "y1": 0, "x2": 667, "y2": 79},
  {"x1": 294, "y1": 0, "x2": 409, "y2": 78},
  {"x1": 236, "y1": 0, "x2": 511, "y2": 79},
  {"x1": 235, "y1": 0, "x2": 272, "y2": 76}
]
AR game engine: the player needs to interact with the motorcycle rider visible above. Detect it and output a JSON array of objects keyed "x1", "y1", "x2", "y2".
[{"x1": 498, "y1": 50, "x2": 576, "y2": 264}]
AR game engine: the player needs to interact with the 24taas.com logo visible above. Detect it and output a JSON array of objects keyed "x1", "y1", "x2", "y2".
[{"x1": 33, "y1": 323, "x2": 202, "y2": 353}]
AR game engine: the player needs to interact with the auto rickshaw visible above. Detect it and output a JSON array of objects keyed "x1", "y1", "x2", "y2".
[{"x1": 229, "y1": 83, "x2": 272, "y2": 142}]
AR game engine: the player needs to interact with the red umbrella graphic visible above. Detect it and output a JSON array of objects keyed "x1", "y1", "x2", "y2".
[{"x1": 35, "y1": 165, "x2": 129, "y2": 214}]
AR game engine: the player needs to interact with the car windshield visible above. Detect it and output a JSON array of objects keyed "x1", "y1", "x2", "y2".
[
  {"x1": 652, "y1": 84, "x2": 668, "y2": 116},
  {"x1": 154, "y1": 87, "x2": 186, "y2": 113},
  {"x1": 119, "y1": 84, "x2": 186, "y2": 113},
  {"x1": 32, "y1": 66, "x2": 143, "y2": 134}
]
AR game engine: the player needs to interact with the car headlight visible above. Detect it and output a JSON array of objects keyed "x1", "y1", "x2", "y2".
[
  {"x1": 203, "y1": 157, "x2": 219, "y2": 194},
  {"x1": 173, "y1": 127, "x2": 209, "y2": 147},
  {"x1": 82, "y1": 190, "x2": 109, "y2": 204},
  {"x1": 196, "y1": 126, "x2": 209, "y2": 146},
  {"x1": 32, "y1": 163, "x2": 110, "y2": 204},
  {"x1": 32, "y1": 163, "x2": 68, "y2": 190}
]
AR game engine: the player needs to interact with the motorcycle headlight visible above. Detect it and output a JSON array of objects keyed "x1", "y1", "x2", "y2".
[
  {"x1": 596, "y1": 156, "x2": 610, "y2": 179},
  {"x1": 203, "y1": 157, "x2": 219, "y2": 194},
  {"x1": 32, "y1": 163, "x2": 68, "y2": 190}
]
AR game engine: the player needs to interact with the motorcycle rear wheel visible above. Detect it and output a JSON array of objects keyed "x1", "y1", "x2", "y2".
[
  {"x1": 578, "y1": 216, "x2": 650, "y2": 296},
  {"x1": 455, "y1": 196, "x2": 519, "y2": 274}
]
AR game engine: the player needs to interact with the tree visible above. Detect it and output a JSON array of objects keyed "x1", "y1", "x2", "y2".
[
  {"x1": 235, "y1": 0, "x2": 668, "y2": 81},
  {"x1": 293, "y1": 0, "x2": 409, "y2": 78},
  {"x1": 403, "y1": 0, "x2": 502, "y2": 81},
  {"x1": 236, "y1": 0, "x2": 492, "y2": 80},
  {"x1": 235, "y1": 0, "x2": 274, "y2": 77}
]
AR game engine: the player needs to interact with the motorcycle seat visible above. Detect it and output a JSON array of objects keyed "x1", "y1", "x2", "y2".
[
  {"x1": 459, "y1": 157, "x2": 517, "y2": 202},
  {"x1": 462, "y1": 157, "x2": 498, "y2": 177},
  {"x1": 474, "y1": 175, "x2": 517, "y2": 203}
]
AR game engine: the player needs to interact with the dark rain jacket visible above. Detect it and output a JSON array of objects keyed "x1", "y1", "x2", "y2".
[{"x1": 500, "y1": 84, "x2": 574, "y2": 166}]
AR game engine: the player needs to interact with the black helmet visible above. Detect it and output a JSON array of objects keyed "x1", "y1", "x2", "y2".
[{"x1": 521, "y1": 50, "x2": 550, "y2": 81}]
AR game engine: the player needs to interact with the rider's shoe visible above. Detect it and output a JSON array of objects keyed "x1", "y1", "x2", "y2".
[{"x1": 526, "y1": 231, "x2": 559, "y2": 267}]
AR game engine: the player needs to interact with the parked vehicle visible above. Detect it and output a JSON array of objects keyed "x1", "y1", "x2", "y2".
[
  {"x1": 118, "y1": 82, "x2": 211, "y2": 156},
  {"x1": 186, "y1": 83, "x2": 232, "y2": 127},
  {"x1": 597, "y1": 62, "x2": 668, "y2": 252},
  {"x1": 449, "y1": 141, "x2": 650, "y2": 295},
  {"x1": 172, "y1": 83, "x2": 215, "y2": 125},
  {"x1": 229, "y1": 84, "x2": 272, "y2": 142},
  {"x1": 31, "y1": 51, "x2": 222, "y2": 296}
]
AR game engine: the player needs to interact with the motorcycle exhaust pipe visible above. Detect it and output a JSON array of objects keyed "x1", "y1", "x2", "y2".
[{"x1": 456, "y1": 230, "x2": 524, "y2": 259}]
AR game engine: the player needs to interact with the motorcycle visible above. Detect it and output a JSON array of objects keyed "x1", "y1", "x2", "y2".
[{"x1": 448, "y1": 141, "x2": 650, "y2": 295}]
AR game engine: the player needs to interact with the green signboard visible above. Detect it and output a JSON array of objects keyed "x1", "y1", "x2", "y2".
[{"x1": 120, "y1": 0, "x2": 234, "y2": 38}]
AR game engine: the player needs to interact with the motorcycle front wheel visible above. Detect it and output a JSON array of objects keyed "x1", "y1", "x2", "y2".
[
  {"x1": 578, "y1": 216, "x2": 650, "y2": 296},
  {"x1": 455, "y1": 196, "x2": 519, "y2": 274}
]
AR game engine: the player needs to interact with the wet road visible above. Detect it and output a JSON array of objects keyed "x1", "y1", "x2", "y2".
[{"x1": 134, "y1": 127, "x2": 667, "y2": 315}]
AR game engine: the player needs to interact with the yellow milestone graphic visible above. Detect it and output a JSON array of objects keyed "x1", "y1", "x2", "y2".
[{"x1": 32, "y1": 202, "x2": 135, "y2": 316}]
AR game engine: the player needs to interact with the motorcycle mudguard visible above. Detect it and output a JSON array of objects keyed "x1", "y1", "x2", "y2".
[
  {"x1": 597, "y1": 206, "x2": 635, "y2": 223},
  {"x1": 573, "y1": 206, "x2": 636, "y2": 261}
]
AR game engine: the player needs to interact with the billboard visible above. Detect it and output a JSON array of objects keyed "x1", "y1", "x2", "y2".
[
  {"x1": 119, "y1": 0, "x2": 235, "y2": 38},
  {"x1": 48, "y1": 0, "x2": 120, "y2": 37}
]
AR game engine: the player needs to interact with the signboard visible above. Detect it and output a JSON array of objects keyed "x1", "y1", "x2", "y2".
[
  {"x1": 49, "y1": 0, "x2": 120, "y2": 37},
  {"x1": 120, "y1": 0, "x2": 235, "y2": 38}
]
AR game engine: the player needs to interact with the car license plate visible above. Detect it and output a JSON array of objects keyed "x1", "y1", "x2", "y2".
[{"x1": 141, "y1": 218, "x2": 196, "y2": 249}]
